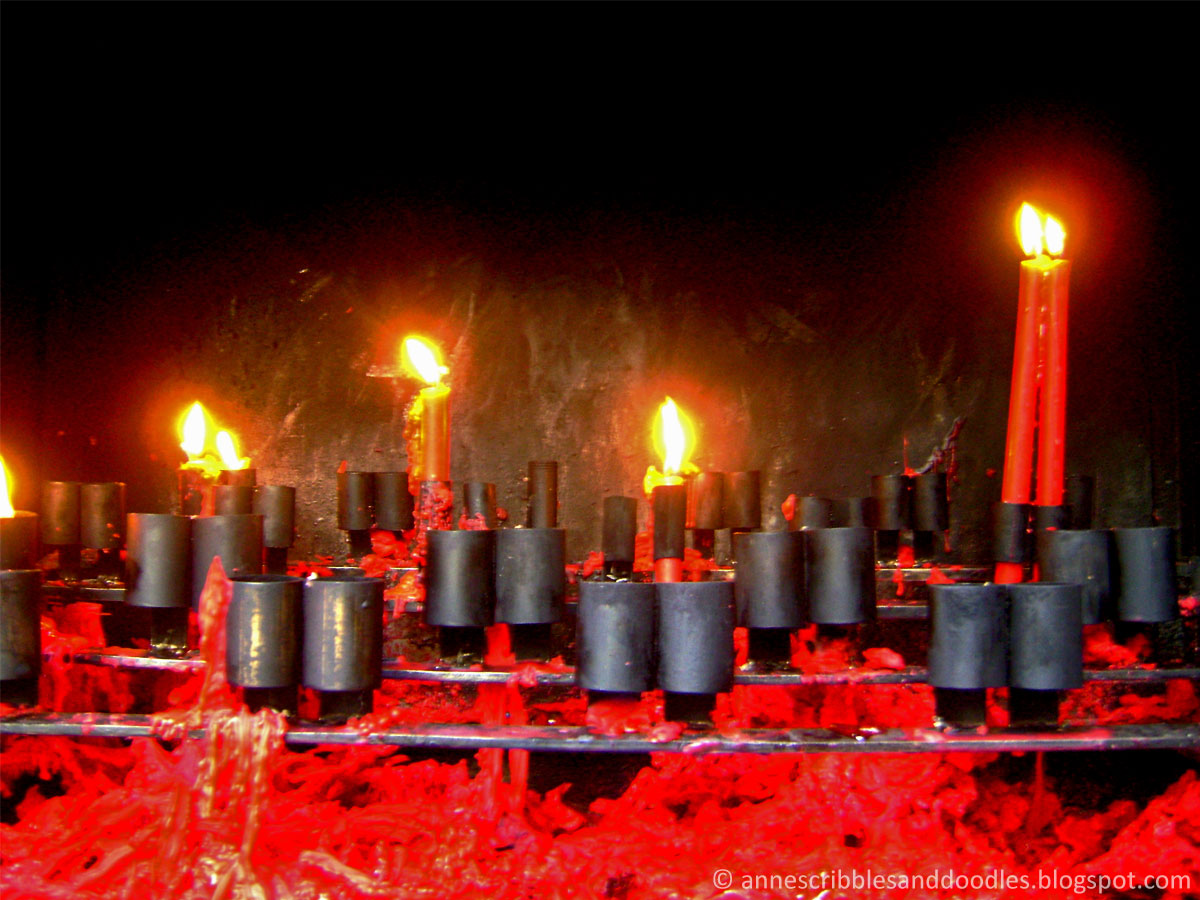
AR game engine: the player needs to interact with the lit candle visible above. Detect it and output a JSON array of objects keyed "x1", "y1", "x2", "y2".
[
  {"x1": 0, "y1": 456, "x2": 40, "y2": 570},
  {"x1": 403, "y1": 337, "x2": 450, "y2": 483},
  {"x1": 644, "y1": 397, "x2": 695, "y2": 583},
  {"x1": 177, "y1": 402, "x2": 253, "y2": 514},
  {"x1": 997, "y1": 204, "x2": 1069, "y2": 583}
]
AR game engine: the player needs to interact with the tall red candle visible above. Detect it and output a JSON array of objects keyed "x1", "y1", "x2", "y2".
[{"x1": 1035, "y1": 217, "x2": 1070, "y2": 508}]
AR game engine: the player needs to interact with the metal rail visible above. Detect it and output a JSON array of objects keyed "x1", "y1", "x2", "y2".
[
  {"x1": 66, "y1": 652, "x2": 1200, "y2": 687},
  {"x1": 1, "y1": 713, "x2": 1195, "y2": 754}
]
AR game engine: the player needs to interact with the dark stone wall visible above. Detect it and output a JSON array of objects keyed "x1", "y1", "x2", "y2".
[{"x1": 2, "y1": 20, "x2": 1193, "y2": 563}]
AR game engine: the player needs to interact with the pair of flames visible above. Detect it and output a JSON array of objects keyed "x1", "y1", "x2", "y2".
[
  {"x1": 1018, "y1": 202, "x2": 1066, "y2": 258},
  {"x1": 179, "y1": 402, "x2": 249, "y2": 476}
]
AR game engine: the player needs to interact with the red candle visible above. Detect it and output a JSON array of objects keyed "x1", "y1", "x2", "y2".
[
  {"x1": 1035, "y1": 217, "x2": 1069, "y2": 509},
  {"x1": 997, "y1": 205, "x2": 1069, "y2": 583}
]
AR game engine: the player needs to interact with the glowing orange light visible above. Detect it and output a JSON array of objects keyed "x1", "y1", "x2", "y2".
[
  {"x1": 1, "y1": 456, "x2": 15, "y2": 517},
  {"x1": 180, "y1": 401, "x2": 207, "y2": 459},
  {"x1": 403, "y1": 336, "x2": 448, "y2": 386},
  {"x1": 1016, "y1": 202, "x2": 1066, "y2": 258},
  {"x1": 644, "y1": 397, "x2": 698, "y2": 495},
  {"x1": 216, "y1": 430, "x2": 248, "y2": 470}
]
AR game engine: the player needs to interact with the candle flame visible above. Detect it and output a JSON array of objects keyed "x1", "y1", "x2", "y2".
[
  {"x1": 1016, "y1": 202, "x2": 1066, "y2": 258},
  {"x1": 644, "y1": 397, "x2": 697, "y2": 494},
  {"x1": 180, "y1": 401, "x2": 207, "y2": 458},
  {"x1": 402, "y1": 336, "x2": 448, "y2": 386},
  {"x1": 216, "y1": 430, "x2": 248, "y2": 470},
  {"x1": 0, "y1": 456, "x2": 14, "y2": 517}
]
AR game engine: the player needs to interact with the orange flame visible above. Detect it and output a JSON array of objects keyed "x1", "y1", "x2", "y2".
[
  {"x1": 643, "y1": 397, "x2": 698, "y2": 495},
  {"x1": 402, "y1": 336, "x2": 448, "y2": 386},
  {"x1": 1016, "y1": 202, "x2": 1066, "y2": 258},
  {"x1": 179, "y1": 401, "x2": 249, "y2": 476},
  {"x1": 1, "y1": 456, "x2": 14, "y2": 517}
]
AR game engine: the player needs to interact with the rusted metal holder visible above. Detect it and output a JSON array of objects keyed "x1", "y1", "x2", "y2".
[{"x1": 2, "y1": 713, "x2": 1196, "y2": 755}]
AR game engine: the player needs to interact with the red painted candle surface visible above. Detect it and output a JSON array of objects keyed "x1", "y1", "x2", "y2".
[{"x1": 1035, "y1": 216, "x2": 1069, "y2": 508}]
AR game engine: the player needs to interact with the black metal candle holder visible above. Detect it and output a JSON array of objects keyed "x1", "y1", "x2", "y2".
[
  {"x1": 495, "y1": 527, "x2": 566, "y2": 659},
  {"x1": 1113, "y1": 526, "x2": 1177, "y2": 623},
  {"x1": 687, "y1": 471, "x2": 724, "y2": 560},
  {"x1": 191, "y1": 514, "x2": 263, "y2": 607},
  {"x1": 41, "y1": 481, "x2": 80, "y2": 580},
  {"x1": 425, "y1": 529, "x2": 495, "y2": 662},
  {"x1": 657, "y1": 581, "x2": 735, "y2": 724},
  {"x1": 793, "y1": 496, "x2": 833, "y2": 531},
  {"x1": 911, "y1": 472, "x2": 948, "y2": 562},
  {"x1": 991, "y1": 501, "x2": 1032, "y2": 569},
  {"x1": 125, "y1": 513, "x2": 192, "y2": 656},
  {"x1": 337, "y1": 471, "x2": 375, "y2": 560},
  {"x1": 652, "y1": 484, "x2": 686, "y2": 580},
  {"x1": 1036, "y1": 529, "x2": 1114, "y2": 624},
  {"x1": 805, "y1": 526, "x2": 875, "y2": 625},
  {"x1": 461, "y1": 481, "x2": 497, "y2": 529},
  {"x1": 576, "y1": 581, "x2": 655, "y2": 694},
  {"x1": 1009, "y1": 582, "x2": 1083, "y2": 727},
  {"x1": 218, "y1": 469, "x2": 257, "y2": 487},
  {"x1": 601, "y1": 496, "x2": 638, "y2": 580},
  {"x1": 0, "y1": 569, "x2": 42, "y2": 708},
  {"x1": 228, "y1": 574, "x2": 303, "y2": 714},
  {"x1": 374, "y1": 472, "x2": 414, "y2": 533},
  {"x1": 723, "y1": 470, "x2": 761, "y2": 537},
  {"x1": 81, "y1": 482, "x2": 125, "y2": 579},
  {"x1": 928, "y1": 583, "x2": 1008, "y2": 728},
  {"x1": 831, "y1": 497, "x2": 873, "y2": 529},
  {"x1": 733, "y1": 531, "x2": 804, "y2": 667},
  {"x1": 0, "y1": 511, "x2": 39, "y2": 571},
  {"x1": 212, "y1": 484, "x2": 255, "y2": 516},
  {"x1": 254, "y1": 485, "x2": 296, "y2": 574},
  {"x1": 301, "y1": 575, "x2": 384, "y2": 723},
  {"x1": 527, "y1": 461, "x2": 558, "y2": 529}
]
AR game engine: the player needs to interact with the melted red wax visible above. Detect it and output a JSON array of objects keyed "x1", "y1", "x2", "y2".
[
  {"x1": 897, "y1": 544, "x2": 916, "y2": 568},
  {"x1": 781, "y1": 493, "x2": 797, "y2": 524},
  {"x1": 1082, "y1": 623, "x2": 1152, "y2": 668},
  {"x1": 926, "y1": 566, "x2": 956, "y2": 585},
  {"x1": 287, "y1": 556, "x2": 335, "y2": 579},
  {"x1": 565, "y1": 551, "x2": 604, "y2": 584},
  {"x1": 457, "y1": 513, "x2": 488, "y2": 531}
]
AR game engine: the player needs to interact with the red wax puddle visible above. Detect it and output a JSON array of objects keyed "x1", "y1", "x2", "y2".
[
  {"x1": 897, "y1": 545, "x2": 916, "y2": 568},
  {"x1": 863, "y1": 647, "x2": 906, "y2": 670},
  {"x1": 926, "y1": 566, "x2": 956, "y2": 585}
]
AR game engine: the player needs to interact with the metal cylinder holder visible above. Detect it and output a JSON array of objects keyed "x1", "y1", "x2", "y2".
[
  {"x1": 227, "y1": 574, "x2": 302, "y2": 689},
  {"x1": 793, "y1": 496, "x2": 833, "y2": 530},
  {"x1": 301, "y1": 575, "x2": 384, "y2": 692},
  {"x1": 219, "y1": 469, "x2": 257, "y2": 487},
  {"x1": 912, "y1": 473, "x2": 949, "y2": 532},
  {"x1": 80, "y1": 482, "x2": 125, "y2": 549},
  {"x1": 1009, "y1": 582, "x2": 1084, "y2": 690},
  {"x1": 213, "y1": 484, "x2": 255, "y2": 516},
  {"x1": 253, "y1": 485, "x2": 296, "y2": 549},
  {"x1": 0, "y1": 512, "x2": 39, "y2": 570},
  {"x1": 805, "y1": 527, "x2": 875, "y2": 625},
  {"x1": 527, "y1": 461, "x2": 558, "y2": 529},
  {"x1": 191, "y1": 514, "x2": 263, "y2": 607},
  {"x1": 1113, "y1": 526, "x2": 1177, "y2": 623},
  {"x1": 1065, "y1": 474, "x2": 1095, "y2": 530},
  {"x1": 928, "y1": 583, "x2": 1008, "y2": 689},
  {"x1": 462, "y1": 481, "x2": 497, "y2": 529},
  {"x1": 657, "y1": 581, "x2": 735, "y2": 694},
  {"x1": 870, "y1": 474, "x2": 912, "y2": 531},
  {"x1": 1, "y1": 569, "x2": 42, "y2": 683},
  {"x1": 1034, "y1": 505, "x2": 1069, "y2": 534},
  {"x1": 495, "y1": 528, "x2": 566, "y2": 625},
  {"x1": 41, "y1": 481, "x2": 80, "y2": 545},
  {"x1": 652, "y1": 484, "x2": 687, "y2": 561},
  {"x1": 374, "y1": 472, "x2": 414, "y2": 532},
  {"x1": 126, "y1": 514, "x2": 192, "y2": 608},
  {"x1": 178, "y1": 469, "x2": 207, "y2": 516},
  {"x1": 832, "y1": 497, "x2": 873, "y2": 529},
  {"x1": 425, "y1": 529, "x2": 495, "y2": 627},
  {"x1": 733, "y1": 531, "x2": 805, "y2": 629},
  {"x1": 1036, "y1": 529, "x2": 1114, "y2": 625},
  {"x1": 992, "y1": 501, "x2": 1031, "y2": 564},
  {"x1": 337, "y1": 471, "x2": 375, "y2": 531},
  {"x1": 723, "y1": 471, "x2": 762, "y2": 531},
  {"x1": 688, "y1": 472, "x2": 725, "y2": 530},
  {"x1": 576, "y1": 581, "x2": 656, "y2": 693},
  {"x1": 602, "y1": 496, "x2": 638, "y2": 567}
]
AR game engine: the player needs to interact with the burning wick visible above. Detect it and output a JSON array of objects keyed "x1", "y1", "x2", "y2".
[
  {"x1": 177, "y1": 402, "x2": 253, "y2": 514},
  {"x1": 0, "y1": 455, "x2": 40, "y2": 571}
]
